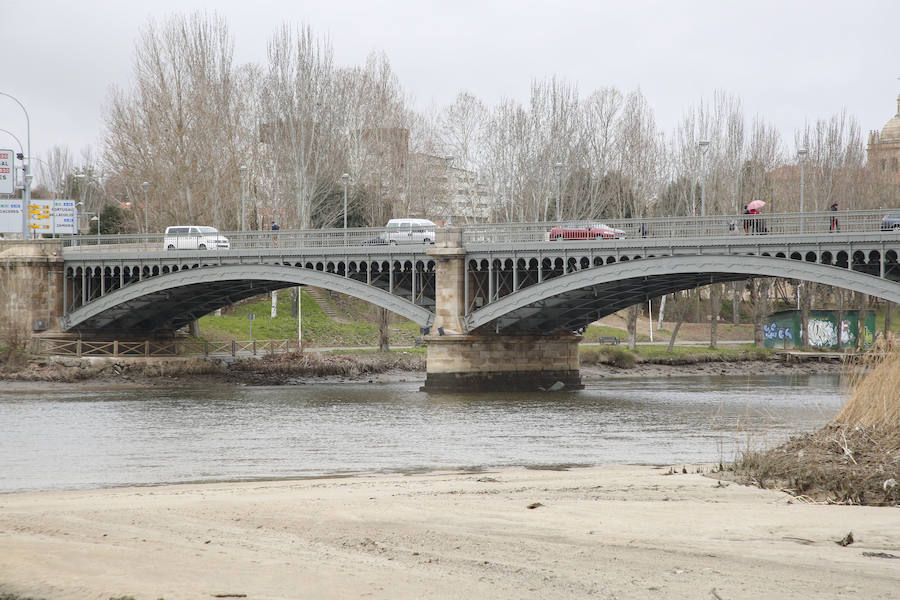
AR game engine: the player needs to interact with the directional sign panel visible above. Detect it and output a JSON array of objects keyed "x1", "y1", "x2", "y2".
[
  {"x1": 0, "y1": 198, "x2": 22, "y2": 233},
  {"x1": 26, "y1": 200, "x2": 78, "y2": 235},
  {"x1": 52, "y1": 200, "x2": 77, "y2": 235},
  {"x1": 0, "y1": 149, "x2": 14, "y2": 195},
  {"x1": 28, "y1": 201, "x2": 52, "y2": 232}
]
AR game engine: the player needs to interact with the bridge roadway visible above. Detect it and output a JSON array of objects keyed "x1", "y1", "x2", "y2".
[{"x1": 59, "y1": 209, "x2": 900, "y2": 336}]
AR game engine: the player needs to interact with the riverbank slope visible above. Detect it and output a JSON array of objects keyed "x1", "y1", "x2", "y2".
[{"x1": 0, "y1": 346, "x2": 843, "y2": 386}]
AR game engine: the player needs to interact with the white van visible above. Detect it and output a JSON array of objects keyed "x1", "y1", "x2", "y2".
[
  {"x1": 381, "y1": 218, "x2": 436, "y2": 244},
  {"x1": 163, "y1": 226, "x2": 230, "y2": 250}
]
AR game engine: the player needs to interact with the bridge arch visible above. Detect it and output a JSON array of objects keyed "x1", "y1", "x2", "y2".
[
  {"x1": 63, "y1": 264, "x2": 434, "y2": 334},
  {"x1": 465, "y1": 254, "x2": 900, "y2": 333}
]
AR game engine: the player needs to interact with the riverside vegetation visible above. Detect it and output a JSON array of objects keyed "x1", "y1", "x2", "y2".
[{"x1": 731, "y1": 346, "x2": 900, "y2": 506}]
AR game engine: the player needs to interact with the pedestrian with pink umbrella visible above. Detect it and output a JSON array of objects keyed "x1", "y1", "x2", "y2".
[{"x1": 746, "y1": 200, "x2": 766, "y2": 234}]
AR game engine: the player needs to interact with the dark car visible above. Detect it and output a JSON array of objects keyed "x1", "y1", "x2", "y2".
[{"x1": 881, "y1": 212, "x2": 900, "y2": 231}]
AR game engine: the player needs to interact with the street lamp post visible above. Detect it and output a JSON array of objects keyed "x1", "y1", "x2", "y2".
[
  {"x1": 797, "y1": 148, "x2": 808, "y2": 233},
  {"x1": 554, "y1": 162, "x2": 563, "y2": 221},
  {"x1": 141, "y1": 181, "x2": 150, "y2": 233},
  {"x1": 239, "y1": 165, "x2": 248, "y2": 231},
  {"x1": 699, "y1": 141, "x2": 710, "y2": 217},
  {"x1": 445, "y1": 156, "x2": 454, "y2": 224},
  {"x1": 0, "y1": 128, "x2": 24, "y2": 156},
  {"x1": 90, "y1": 215, "x2": 100, "y2": 245},
  {"x1": 341, "y1": 173, "x2": 349, "y2": 229},
  {"x1": 0, "y1": 92, "x2": 31, "y2": 238}
]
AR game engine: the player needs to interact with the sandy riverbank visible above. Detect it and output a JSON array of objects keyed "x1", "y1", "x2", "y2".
[{"x1": 0, "y1": 465, "x2": 897, "y2": 600}]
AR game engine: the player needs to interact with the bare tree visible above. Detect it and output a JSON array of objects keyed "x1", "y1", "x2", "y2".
[
  {"x1": 793, "y1": 110, "x2": 865, "y2": 212},
  {"x1": 103, "y1": 12, "x2": 252, "y2": 232},
  {"x1": 260, "y1": 25, "x2": 343, "y2": 229}
]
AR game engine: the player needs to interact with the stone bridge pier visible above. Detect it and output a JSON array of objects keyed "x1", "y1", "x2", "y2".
[
  {"x1": 0, "y1": 240, "x2": 66, "y2": 349},
  {"x1": 422, "y1": 228, "x2": 583, "y2": 392}
]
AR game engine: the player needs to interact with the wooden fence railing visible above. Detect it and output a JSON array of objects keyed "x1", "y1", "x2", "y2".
[{"x1": 33, "y1": 338, "x2": 300, "y2": 358}]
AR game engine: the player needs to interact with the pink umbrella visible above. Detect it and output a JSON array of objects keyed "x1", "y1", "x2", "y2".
[{"x1": 747, "y1": 200, "x2": 766, "y2": 211}]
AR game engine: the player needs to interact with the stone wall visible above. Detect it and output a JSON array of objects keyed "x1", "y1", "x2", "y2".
[{"x1": 0, "y1": 240, "x2": 66, "y2": 349}]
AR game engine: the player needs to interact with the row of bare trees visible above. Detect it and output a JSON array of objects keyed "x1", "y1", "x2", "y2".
[{"x1": 39, "y1": 12, "x2": 886, "y2": 236}]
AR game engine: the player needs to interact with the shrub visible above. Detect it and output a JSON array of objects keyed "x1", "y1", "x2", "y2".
[
  {"x1": 578, "y1": 346, "x2": 637, "y2": 368},
  {"x1": 607, "y1": 347, "x2": 637, "y2": 368}
]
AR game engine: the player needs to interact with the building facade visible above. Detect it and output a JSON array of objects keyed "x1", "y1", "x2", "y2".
[{"x1": 867, "y1": 94, "x2": 900, "y2": 183}]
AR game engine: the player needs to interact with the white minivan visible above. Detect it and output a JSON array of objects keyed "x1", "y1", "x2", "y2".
[
  {"x1": 381, "y1": 218, "x2": 436, "y2": 244},
  {"x1": 163, "y1": 226, "x2": 230, "y2": 250}
]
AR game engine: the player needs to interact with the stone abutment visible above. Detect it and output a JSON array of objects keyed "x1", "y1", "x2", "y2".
[{"x1": 0, "y1": 240, "x2": 66, "y2": 351}]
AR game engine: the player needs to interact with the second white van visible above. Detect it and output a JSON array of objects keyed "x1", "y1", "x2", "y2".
[
  {"x1": 163, "y1": 226, "x2": 230, "y2": 250},
  {"x1": 382, "y1": 218, "x2": 436, "y2": 244}
]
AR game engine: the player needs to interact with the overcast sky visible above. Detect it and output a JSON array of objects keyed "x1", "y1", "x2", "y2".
[{"x1": 2, "y1": 0, "x2": 898, "y2": 165}]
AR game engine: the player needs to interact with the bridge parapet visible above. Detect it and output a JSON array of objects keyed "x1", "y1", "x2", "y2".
[{"x1": 56, "y1": 209, "x2": 895, "y2": 252}]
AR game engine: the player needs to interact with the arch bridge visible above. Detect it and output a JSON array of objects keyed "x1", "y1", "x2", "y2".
[{"x1": 53, "y1": 209, "x2": 900, "y2": 390}]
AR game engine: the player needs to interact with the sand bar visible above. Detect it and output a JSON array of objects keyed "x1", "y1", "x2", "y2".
[{"x1": 1, "y1": 465, "x2": 898, "y2": 599}]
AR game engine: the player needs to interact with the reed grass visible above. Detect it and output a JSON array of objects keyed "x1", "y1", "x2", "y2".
[
  {"x1": 835, "y1": 349, "x2": 900, "y2": 427},
  {"x1": 730, "y1": 347, "x2": 900, "y2": 505}
]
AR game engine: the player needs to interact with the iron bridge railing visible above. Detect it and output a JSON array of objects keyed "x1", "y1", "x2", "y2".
[
  {"x1": 462, "y1": 209, "x2": 898, "y2": 244},
  {"x1": 57, "y1": 209, "x2": 897, "y2": 252}
]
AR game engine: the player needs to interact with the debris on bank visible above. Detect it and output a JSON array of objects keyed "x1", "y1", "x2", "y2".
[
  {"x1": 0, "y1": 351, "x2": 425, "y2": 384},
  {"x1": 730, "y1": 349, "x2": 900, "y2": 506}
]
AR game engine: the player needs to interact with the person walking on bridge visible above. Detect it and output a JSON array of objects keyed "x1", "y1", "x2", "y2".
[
  {"x1": 830, "y1": 203, "x2": 840, "y2": 232},
  {"x1": 271, "y1": 221, "x2": 280, "y2": 247}
]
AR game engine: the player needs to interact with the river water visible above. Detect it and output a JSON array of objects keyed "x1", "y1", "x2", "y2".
[{"x1": 0, "y1": 375, "x2": 843, "y2": 493}]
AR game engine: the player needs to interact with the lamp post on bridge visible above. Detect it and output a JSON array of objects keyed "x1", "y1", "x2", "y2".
[
  {"x1": 0, "y1": 92, "x2": 32, "y2": 238},
  {"x1": 797, "y1": 148, "x2": 807, "y2": 233},
  {"x1": 239, "y1": 165, "x2": 248, "y2": 231},
  {"x1": 698, "y1": 140, "x2": 709, "y2": 217},
  {"x1": 554, "y1": 162, "x2": 563, "y2": 221},
  {"x1": 0, "y1": 128, "x2": 24, "y2": 158},
  {"x1": 341, "y1": 173, "x2": 349, "y2": 230},
  {"x1": 90, "y1": 215, "x2": 100, "y2": 245},
  {"x1": 141, "y1": 181, "x2": 150, "y2": 233}
]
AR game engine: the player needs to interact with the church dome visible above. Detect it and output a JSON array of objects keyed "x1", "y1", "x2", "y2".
[{"x1": 880, "y1": 94, "x2": 900, "y2": 140}]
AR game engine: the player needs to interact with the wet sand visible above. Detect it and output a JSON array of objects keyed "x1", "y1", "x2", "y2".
[{"x1": 0, "y1": 465, "x2": 897, "y2": 600}]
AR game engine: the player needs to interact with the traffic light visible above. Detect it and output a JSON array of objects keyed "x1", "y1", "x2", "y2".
[{"x1": 15, "y1": 153, "x2": 23, "y2": 160}]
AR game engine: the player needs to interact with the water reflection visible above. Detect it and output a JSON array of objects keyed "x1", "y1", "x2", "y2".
[{"x1": 0, "y1": 375, "x2": 842, "y2": 493}]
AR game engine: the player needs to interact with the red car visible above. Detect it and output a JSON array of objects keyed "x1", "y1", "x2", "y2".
[{"x1": 549, "y1": 223, "x2": 626, "y2": 241}]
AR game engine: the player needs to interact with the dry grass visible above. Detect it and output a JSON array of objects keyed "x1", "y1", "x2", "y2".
[
  {"x1": 731, "y1": 348, "x2": 900, "y2": 505},
  {"x1": 0, "y1": 357, "x2": 227, "y2": 382},
  {"x1": 0, "y1": 352, "x2": 422, "y2": 384},
  {"x1": 835, "y1": 349, "x2": 900, "y2": 427},
  {"x1": 229, "y1": 351, "x2": 425, "y2": 382}
]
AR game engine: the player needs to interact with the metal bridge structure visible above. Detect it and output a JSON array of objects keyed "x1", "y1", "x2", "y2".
[{"x1": 59, "y1": 209, "x2": 900, "y2": 337}]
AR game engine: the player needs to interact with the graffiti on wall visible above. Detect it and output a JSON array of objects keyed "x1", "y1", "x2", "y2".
[
  {"x1": 806, "y1": 319, "x2": 838, "y2": 347},
  {"x1": 764, "y1": 312, "x2": 875, "y2": 349},
  {"x1": 764, "y1": 322, "x2": 794, "y2": 343}
]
